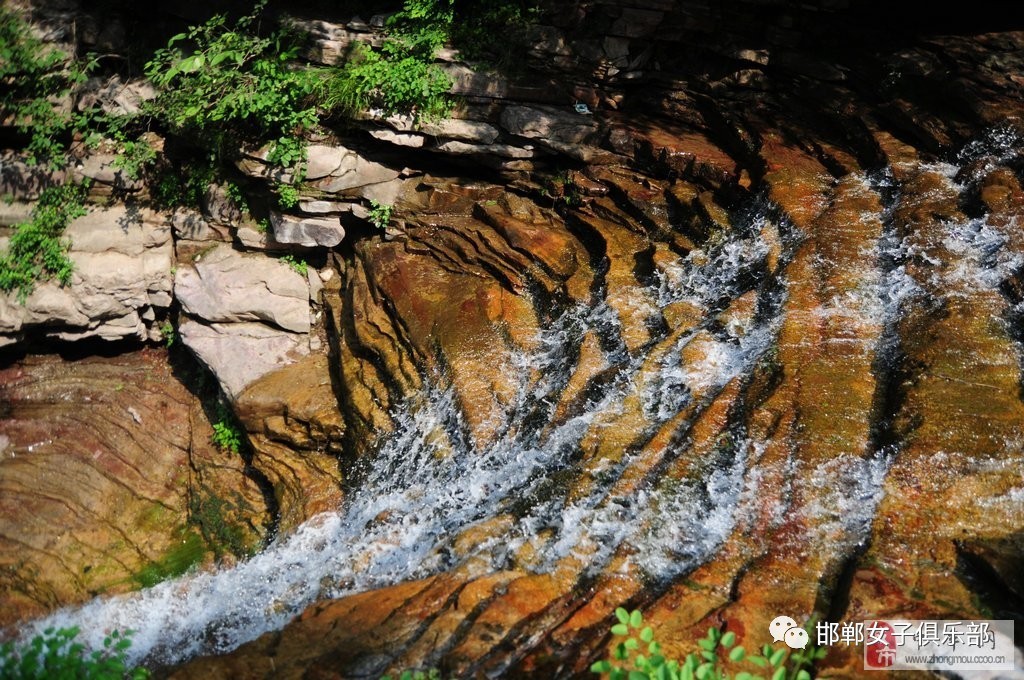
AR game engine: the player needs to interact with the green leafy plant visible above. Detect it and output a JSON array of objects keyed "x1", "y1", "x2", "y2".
[
  {"x1": 159, "y1": 321, "x2": 175, "y2": 348},
  {"x1": 110, "y1": 138, "x2": 158, "y2": 181},
  {"x1": 211, "y1": 420, "x2": 242, "y2": 454},
  {"x1": 325, "y1": 41, "x2": 452, "y2": 121},
  {"x1": 277, "y1": 184, "x2": 300, "y2": 209},
  {"x1": 151, "y1": 159, "x2": 217, "y2": 210},
  {"x1": 0, "y1": 8, "x2": 94, "y2": 167},
  {"x1": 591, "y1": 609, "x2": 825, "y2": 680},
  {"x1": 143, "y1": 1, "x2": 320, "y2": 171},
  {"x1": 385, "y1": 0, "x2": 540, "y2": 72},
  {"x1": 280, "y1": 254, "x2": 308, "y2": 276},
  {"x1": 368, "y1": 200, "x2": 393, "y2": 229},
  {"x1": 0, "y1": 626, "x2": 148, "y2": 679},
  {"x1": 0, "y1": 182, "x2": 89, "y2": 302}
]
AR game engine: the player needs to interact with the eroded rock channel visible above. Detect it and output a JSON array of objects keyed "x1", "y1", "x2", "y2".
[{"x1": 2, "y1": 1, "x2": 1023, "y2": 678}]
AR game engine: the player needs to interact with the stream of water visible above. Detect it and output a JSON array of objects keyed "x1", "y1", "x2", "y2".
[{"x1": 15, "y1": 131, "x2": 1024, "y2": 669}]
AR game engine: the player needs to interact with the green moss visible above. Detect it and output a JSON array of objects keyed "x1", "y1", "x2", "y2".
[
  {"x1": 133, "y1": 531, "x2": 206, "y2": 588},
  {"x1": 132, "y1": 504, "x2": 168, "y2": 534},
  {"x1": 189, "y1": 487, "x2": 256, "y2": 560}
]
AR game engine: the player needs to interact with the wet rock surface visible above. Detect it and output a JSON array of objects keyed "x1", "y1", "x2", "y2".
[
  {"x1": 235, "y1": 354, "x2": 345, "y2": 535},
  {"x1": 168, "y1": 27, "x2": 1024, "y2": 680},
  {"x1": 0, "y1": 350, "x2": 269, "y2": 627},
  {"x1": 3, "y1": 2, "x2": 1024, "y2": 678}
]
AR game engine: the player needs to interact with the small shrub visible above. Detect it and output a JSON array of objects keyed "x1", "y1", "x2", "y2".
[
  {"x1": 0, "y1": 182, "x2": 89, "y2": 302},
  {"x1": 277, "y1": 184, "x2": 300, "y2": 209},
  {"x1": 110, "y1": 137, "x2": 158, "y2": 181},
  {"x1": 0, "y1": 626, "x2": 148, "y2": 679},
  {"x1": 324, "y1": 41, "x2": 452, "y2": 121},
  {"x1": 159, "y1": 321, "x2": 175, "y2": 348},
  {"x1": 151, "y1": 159, "x2": 217, "y2": 210},
  {"x1": 280, "y1": 254, "x2": 308, "y2": 276},
  {"x1": 211, "y1": 420, "x2": 242, "y2": 454},
  {"x1": 143, "y1": 0, "x2": 319, "y2": 172},
  {"x1": 590, "y1": 609, "x2": 825, "y2": 680},
  {"x1": 0, "y1": 8, "x2": 93, "y2": 167},
  {"x1": 368, "y1": 200, "x2": 393, "y2": 229}
]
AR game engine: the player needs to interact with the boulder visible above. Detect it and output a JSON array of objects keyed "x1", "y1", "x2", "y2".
[
  {"x1": 269, "y1": 212, "x2": 345, "y2": 248},
  {"x1": 71, "y1": 153, "x2": 144, "y2": 193},
  {"x1": 419, "y1": 119, "x2": 501, "y2": 144},
  {"x1": 313, "y1": 149, "x2": 401, "y2": 193},
  {"x1": 0, "y1": 154, "x2": 65, "y2": 200},
  {"x1": 178, "y1": 320, "x2": 310, "y2": 400},
  {"x1": 175, "y1": 245, "x2": 310, "y2": 334},
  {"x1": 235, "y1": 354, "x2": 346, "y2": 533},
  {"x1": 499, "y1": 105, "x2": 600, "y2": 145},
  {"x1": 0, "y1": 205, "x2": 173, "y2": 346},
  {"x1": 75, "y1": 76, "x2": 156, "y2": 116},
  {"x1": 304, "y1": 144, "x2": 346, "y2": 180}
]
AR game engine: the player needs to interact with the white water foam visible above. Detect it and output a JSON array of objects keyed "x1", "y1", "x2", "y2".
[{"x1": 15, "y1": 170, "x2": 981, "y2": 670}]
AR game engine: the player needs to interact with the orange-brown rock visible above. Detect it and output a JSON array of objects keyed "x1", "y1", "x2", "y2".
[
  {"x1": 0, "y1": 351, "x2": 268, "y2": 627},
  {"x1": 236, "y1": 353, "x2": 345, "y2": 534}
]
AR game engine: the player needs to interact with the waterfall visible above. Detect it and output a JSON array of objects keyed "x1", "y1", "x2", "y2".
[{"x1": 13, "y1": 128, "x2": 1024, "y2": 670}]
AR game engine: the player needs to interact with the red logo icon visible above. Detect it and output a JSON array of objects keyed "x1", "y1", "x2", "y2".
[{"x1": 864, "y1": 620, "x2": 898, "y2": 669}]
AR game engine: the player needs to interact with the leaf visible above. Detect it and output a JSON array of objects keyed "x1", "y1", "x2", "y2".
[
  {"x1": 771, "y1": 668, "x2": 786, "y2": 680},
  {"x1": 616, "y1": 608, "x2": 630, "y2": 625},
  {"x1": 729, "y1": 646, "x2": 745, "y2": 662},
  {"x1": 630, "y1": 610, "x2": 644, "y2": 628},
  {"x1": 697, "y1": 639, "x2": 716, "y2": 652},
  {"x1": 592, "y1": 660, "x2": 613, "y2": 674},
  {"x1": 748, "y1": 656, "x2": 767, "y2": 668},
  {"x1": 640, "y1": 627, "x2": 654, "y2": 643},
  {"x1": 628, "y1": 672, "x2": 649, "y2": 680},
  {"x1": 211, "y1": 50, "x2": 238, "y2": 66},
  {"x1": 796, "y1": 671, "x2": 811, "y2": 680},
  {"x1": 612, "y1": 624, "x2": 630, "y2": 636},
  {"x1": 179, "y1": 54, "x2": 205, "y2": 73},
  {"x1": 168, "y1": 32, "x2": 188, "y2": 45},
  {"x1": 701, "y1": 651, "x2": 715, "y2": 662},
  {"x1": 769, "y1": 649, "x2": 786, "y2": 667},
  {"x1": 625, "y1": 638, "x2": 639, "y2": 650},
  {"x1": 721, "y1": 632, "x2": 736, "y2": 649}
]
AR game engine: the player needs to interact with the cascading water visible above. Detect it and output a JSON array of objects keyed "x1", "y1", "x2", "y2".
[
  {"x1": 11, "y1": 129, "x2": 1024, "y2": 672},
  {"x1": 14, "y1": 192, "x2": 785, "y2": 667}
]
